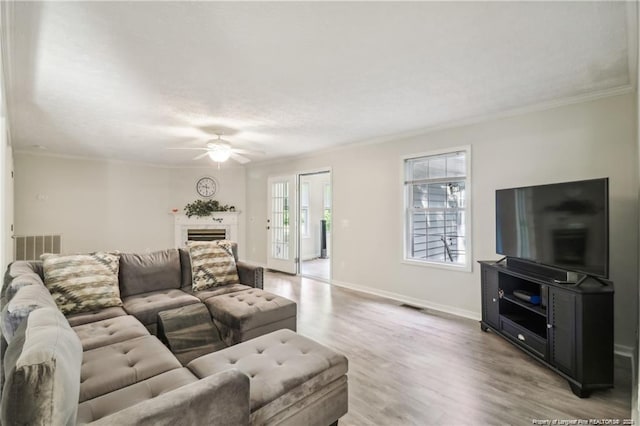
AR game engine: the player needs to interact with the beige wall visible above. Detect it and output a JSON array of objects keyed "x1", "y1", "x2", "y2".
[
  {"x1": 246, "y1": 93, "x2": 639, "y2": 349},
  {"x1": 13, "y1": 154, "x2": 247, "y2": 258}
]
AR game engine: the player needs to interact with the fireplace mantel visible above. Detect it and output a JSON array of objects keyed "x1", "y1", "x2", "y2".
[{"x1": 174, "y1": 212, "x2": 240, "y2": 248}]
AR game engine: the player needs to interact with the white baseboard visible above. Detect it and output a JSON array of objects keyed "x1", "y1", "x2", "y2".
[
  {"x1": 331, "y1": 279, "x2": 481, "y2": 321},
  {"x1": 614, "y1": 344, "x2": 635, "y2": 360},
  {"x1": 259, "y1": 272, "x2": 636, "y2": 358},
  {"x1": 331, "y1": 280, "x2": 635, "y2": 358}
]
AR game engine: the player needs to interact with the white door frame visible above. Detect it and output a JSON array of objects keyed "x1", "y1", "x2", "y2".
[{"x1": 296, "y1": 168, "x2": 332, "y2": 281}]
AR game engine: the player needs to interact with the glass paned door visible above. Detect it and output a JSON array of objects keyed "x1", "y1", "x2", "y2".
[{"x1": 267, "y1": 175, "x2": 297, "y2": 273}]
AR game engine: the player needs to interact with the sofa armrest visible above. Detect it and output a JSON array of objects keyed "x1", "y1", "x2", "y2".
[
  {"x1": 88, "y1": 369, "x2": 250, "y2": 426},
  {"x1": 236, "y1": 261, "x2": 264, "y2": 289}
]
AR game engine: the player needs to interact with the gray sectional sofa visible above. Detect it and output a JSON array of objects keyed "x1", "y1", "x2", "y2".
[{"x1": 0, "y1": 244, "x2": 348, "y2": 425}]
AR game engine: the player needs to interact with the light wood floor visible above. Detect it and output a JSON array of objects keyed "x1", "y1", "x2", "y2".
[
  {"x1": 263, "y1": 271, "x2": 632, "y2": 426},
  {"x1": 300, "y1": 258, "x2": 330, "y2": 281}
]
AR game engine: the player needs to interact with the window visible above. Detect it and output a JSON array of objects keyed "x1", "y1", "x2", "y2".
[
  {"x1": 300, "y1": 182, "x2": 310, "y2": 237},
  {"x1": 323, "y1": 183, "x2": 331, "y2": 233},
  {"x1": 404, "y1": 148, "x2": 470, "y2": 269}
]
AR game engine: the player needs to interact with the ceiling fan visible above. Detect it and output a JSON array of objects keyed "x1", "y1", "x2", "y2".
[{"x1": 167, "y1": 134, "x2": 258, "y2": 166}]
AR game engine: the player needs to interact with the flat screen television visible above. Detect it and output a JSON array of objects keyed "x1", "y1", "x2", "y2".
[{"x1": 495, "y1": 178, "x2": 609, "y2": 278}]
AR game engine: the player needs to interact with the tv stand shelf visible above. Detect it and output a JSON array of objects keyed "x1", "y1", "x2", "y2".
[
  {"x1": 479, "y1": 260, "x2": 614, "y2": 398},
  {"x1": 501, "y1": 294, "x2": 546, "y2": 316}
]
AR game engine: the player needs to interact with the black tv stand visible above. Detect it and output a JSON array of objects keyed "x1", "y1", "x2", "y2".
[{"x1": 479, "y1": 259, "x2": 614, "y2": 398}]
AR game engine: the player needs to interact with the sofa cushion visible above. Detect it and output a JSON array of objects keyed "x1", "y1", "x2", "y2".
[
  {"x1": 1, "y1": 307, "x2": 82, "y2": 426},
  {"x1": 66, "y1": 306, "x2": 128, "y2": 327},
  {"x1": 80, "y1": 370, "x2": 250, "y2": 426},
  {"x1": 2, "y1": 271, "x2": 42, "y2": 303},
  {"x1": 73, "y1": 315, "x2": 150, "y2": 351},
  {"x1": 42, "y1": 252, "x2": 123, "y2": 315},
  {"x1": 0, "y1": 282, "x2": 58, "y2": 343},
  {"x1": 187, "y1": 329, "x2": 348, "y2": 413},
  {"x1": 77, "y1": 367, "x2": 199, "y2": 423},
  {"x1": 119, "y1": 249, "x2": 181, "y2": 298},
  {"x1": 4, "y1": 260, "x2": 42, "y2": 280},
  {"x1": 183, "y1": 283, "x2": 252, "y2": 301},
  {"x1": 80, "y1": 335, "x2": 181, "y2": 402},
  {"x1": 122, "y1": 289, "x2": 200, "y2": 326},
  {"x1": 187, "y1": 241, "x2": 240, "y2": 291}
]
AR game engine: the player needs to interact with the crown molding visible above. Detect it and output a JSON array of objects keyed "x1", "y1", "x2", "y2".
[
  {"x1": 250, "y1": 85, "x2": 634, "y2": 169},
  {"x1": 12, "y1": 149, "x2": 248, "y2": 170}
]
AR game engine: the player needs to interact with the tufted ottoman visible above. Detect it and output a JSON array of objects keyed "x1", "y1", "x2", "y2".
[
  {"x1": 204, "y1": 288, "x2": 297, "y2": 346},
  {"x1": 187, "y1": 329, "x2": 348, "y2": 426}
]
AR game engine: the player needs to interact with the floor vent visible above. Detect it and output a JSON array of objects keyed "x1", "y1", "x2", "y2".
[
  {"x1": 14, "y1": 235, "x2": 61, "y2": 261},
  {"x1": 400, "y1": 303, "x2": 423, "y2": 311}
]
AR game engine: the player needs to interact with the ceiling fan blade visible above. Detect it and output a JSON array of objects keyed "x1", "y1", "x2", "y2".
[
  {"x1": 230, "y1": 152, "x2": 251, "y2": 164},
  {"x1": 193, "y1": 152, "x2": 210, "y2": 160},
  {"x1": 166, "y1": 147, "x2": 208, "y2": 151}
]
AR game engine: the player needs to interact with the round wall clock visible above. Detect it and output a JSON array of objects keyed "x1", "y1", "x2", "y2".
[{"x1": 196, "y1": 176, "x2": 218, "y2": 198}]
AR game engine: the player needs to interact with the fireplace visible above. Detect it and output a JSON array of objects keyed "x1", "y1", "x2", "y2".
[
  {"x1": 174, "y1": 213, "x2": 239, "y2": 248},
  {"x1": 187, "y1": 228, "x2": 227, "y2": 241}
]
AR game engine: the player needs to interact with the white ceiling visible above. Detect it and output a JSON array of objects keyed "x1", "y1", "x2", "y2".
[{"x1": 5, "y1": 1, "x2": 634, "y2": 166}]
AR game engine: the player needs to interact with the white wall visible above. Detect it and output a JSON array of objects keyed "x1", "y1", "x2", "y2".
[
  {"x1": 246, "y1": 93, "x2": 638, "y2": 349},
  {"x1": 634, "y1": 1, "x2": 640, "y2": 421},
  {"x1": 13, "y1": 154, "x2": 247, "y2": 258},
  {"x1": 0, "y1": 1, "x2": 12, "y2": 271},
  {"x1": 300, "y1": 172, "x2": 330, "y2": 261}
]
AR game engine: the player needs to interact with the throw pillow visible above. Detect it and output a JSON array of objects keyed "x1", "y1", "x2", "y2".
[
  {"x1": 187, "y1": 241, "x2": 240, "y2": 291},
  {"x1": 41, "y1": 252, "x2": 123, "y2": 315}
]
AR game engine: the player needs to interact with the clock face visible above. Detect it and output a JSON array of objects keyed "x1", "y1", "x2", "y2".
[{"x1": 196, "y1": 177, "x2": 217, "y2": 198}]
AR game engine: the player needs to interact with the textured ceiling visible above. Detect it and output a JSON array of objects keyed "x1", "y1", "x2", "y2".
[{"x1": 5, "y1": 1, "x2": 632, "y2": 166}]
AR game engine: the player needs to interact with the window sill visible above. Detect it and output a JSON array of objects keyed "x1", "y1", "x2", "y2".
[{"x1": 401, "y1": 258, "x2": 472, "y2": 273}]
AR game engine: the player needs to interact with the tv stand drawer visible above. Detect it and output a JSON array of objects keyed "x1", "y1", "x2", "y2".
[{"x1": 500, "y1": 315, "x2": 547, "y2": 360}]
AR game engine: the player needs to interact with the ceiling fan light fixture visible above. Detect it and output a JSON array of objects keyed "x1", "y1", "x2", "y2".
[{"x1": 207, "y1": 143, "x2": 232, "y2": 162}]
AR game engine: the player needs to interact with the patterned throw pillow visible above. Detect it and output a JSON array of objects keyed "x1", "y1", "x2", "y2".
[
  {"x1": 41, "y1": 252, "x2": 123, "y2": 315},
  {"x1": 187, "y1": 241, "x2": 240, "y2": 291}
]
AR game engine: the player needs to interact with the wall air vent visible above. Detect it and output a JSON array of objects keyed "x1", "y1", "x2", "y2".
[{"x1": 14, "y1": 235, "x2": 61, "y2": 261}]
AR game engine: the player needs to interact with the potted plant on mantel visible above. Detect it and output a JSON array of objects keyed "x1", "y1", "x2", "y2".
[{"x1": 183, "y1": 199, "x2": 236, "y2": 218}]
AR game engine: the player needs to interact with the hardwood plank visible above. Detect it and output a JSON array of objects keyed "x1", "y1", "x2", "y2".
[{"x1": 264, "y1": 272, "x2": 632, "y2": 426}]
